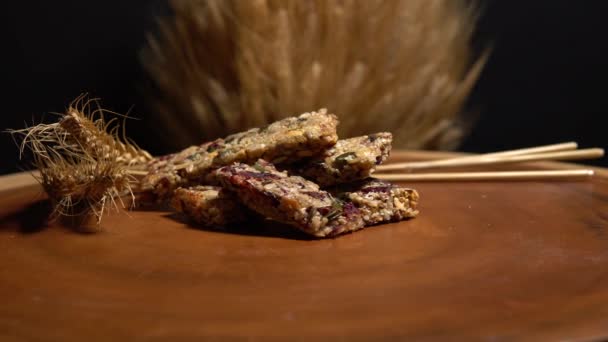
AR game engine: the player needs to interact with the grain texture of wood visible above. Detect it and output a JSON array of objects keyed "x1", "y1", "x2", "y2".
[{"x1": 1, "y1": 151, "x2": 608, "y2": 341}]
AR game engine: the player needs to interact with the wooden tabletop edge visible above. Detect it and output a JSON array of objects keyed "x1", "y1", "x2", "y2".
[{"x1": 0, "y1": 170, "x2": 40, "y2": 192}]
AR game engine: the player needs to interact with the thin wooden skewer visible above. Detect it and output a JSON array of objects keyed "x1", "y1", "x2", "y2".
[
  {"x1": 374, "y1": 169, "x2": 594, "y2": 182},
  {"x1": 378, "y1": 148, "x2": 604, "y2": 172},
  {"x1": 126, "y1": 170, "x2": 149, "y2": 176},
  {"x1": 452, "y1": 141, "x2": 579, "y2": 159},
  {"x1": 378, "y1": 142, "x2": 578, "y2": 171}
]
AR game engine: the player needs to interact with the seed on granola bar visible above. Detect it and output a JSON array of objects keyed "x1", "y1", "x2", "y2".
[
  {"x1": 215, "y1": 160, "x2": 364, "y2": 238},
  {"x1": 291, "y1": 133, "x2": 392, "y2": 186}
]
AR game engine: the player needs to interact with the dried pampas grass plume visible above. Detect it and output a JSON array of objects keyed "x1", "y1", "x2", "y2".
[
  {"x1": 142, "y1": 0, "x2": 486, "y2": 150},
  {"x1": 7, "y1": 96, "x2": 151, "y2": 223}
]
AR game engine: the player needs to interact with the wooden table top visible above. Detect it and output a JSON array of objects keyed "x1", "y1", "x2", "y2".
[{"x1": 1, "y1": 151, "x2": 608, "y2": 341}]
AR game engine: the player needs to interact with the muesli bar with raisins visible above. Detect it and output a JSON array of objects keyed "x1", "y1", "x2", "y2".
[
  {"x1": 292, "y1": 133, "x2": 392, "y2": 186},
  {"x1": 215, "y1": 108, "x2": 338, "y2": 165},
  {"x1": 173, "y1": 175, "x2": 419, "y2": 232},
  {"x1": 171, "y1": 186, "x2": 248, "y2": 227},
  {"x1": 214, "y1": 160, "x2": 364, "y2": 238},
  {"x1": 331, "y1": 179, "x2": 419, "y2": 225},
  {"x1": 140, "y1": 109, "x2": 339, "y2": 200}
]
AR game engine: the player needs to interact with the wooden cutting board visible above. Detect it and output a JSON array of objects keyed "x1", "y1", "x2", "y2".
[{"x1": 1, "y1": 151, "x2": 608, "y2": 341}]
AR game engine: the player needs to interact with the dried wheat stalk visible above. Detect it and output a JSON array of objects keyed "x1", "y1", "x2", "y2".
[
  {"x1": 7, "y1": 96, "x2": 151, "y2": 222},
  {"x1": 59, "y1": 95, "x2": 153, "y2": 166},
  {"x1": 142, "y1": 0, "x2": 486, "y2": 150},
  {"x1": 33, "y1": 142, "x2": 135, "y2": 222}
]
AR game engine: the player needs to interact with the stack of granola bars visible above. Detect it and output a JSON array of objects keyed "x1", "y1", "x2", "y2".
[{"x1": 141, "y1": 109, "x2": 419, "y2": 238}]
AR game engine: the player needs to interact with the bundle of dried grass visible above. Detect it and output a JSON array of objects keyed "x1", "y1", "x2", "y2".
[
  {"x1": 142, "y1": 0, "x2": 486, "y2": 151},
  {"x1": 8, "y1": 96, "x2": 151, "y2": 222}
]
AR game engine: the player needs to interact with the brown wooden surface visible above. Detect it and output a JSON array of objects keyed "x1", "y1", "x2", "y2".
[{"x1": 1, "y1": 151, "x2": 608, "y2": 341}]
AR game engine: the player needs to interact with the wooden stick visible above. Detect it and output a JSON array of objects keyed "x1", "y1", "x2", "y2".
[
  {"x1": 378, "y1": 142, "x2": 578, "y2": 171},
  {"x1": 378, "y1": 148, "x2": 604, "y2": 172},
  {"x1": 126, "y1": 170, "x2": 149, "y2": 176},
  {"x1": 454, "y1": 141, "x2": 579, "y2": 159},
  {"x1": 374, "y1": 169, "x2": 594, "y2": 182}
]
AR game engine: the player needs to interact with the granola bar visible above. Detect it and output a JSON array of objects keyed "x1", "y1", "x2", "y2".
[
  {"x1": 171, "y1": 186, "x2": 248, "y2": 227},
  {"x1": 292, "y1": 133, "x2": 392, "y2": 186},
  {"x1": 139, "y1": 140, "x2": 221, "y2": 200},
  {"x1": 215, "y1": 109, "x2": 338, "y2": 165},
  {"x1": 140, "y1": 109, "x2": 339, "y2": 200},
  {"x1": 172, "y1": 177, "x2": 419, "y2": 232},
  {"x1": 331, "y1": 179, "x2": 419, "y2": 225},
  {"x1": 215, "y1": 160, "x2": 364, "y2": 238}
]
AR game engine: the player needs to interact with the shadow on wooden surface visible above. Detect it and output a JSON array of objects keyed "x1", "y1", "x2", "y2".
[
  {"x1": 164, "y1": 212, "x2": 314, "y2": 241},
  {"x1": 0, "y1": 199, "x2": 52, "y2": 234}
]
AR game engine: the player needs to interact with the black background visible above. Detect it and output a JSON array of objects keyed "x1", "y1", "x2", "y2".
[{"x1": 2, "y1": 0, "x2": 607, "y2": 175}]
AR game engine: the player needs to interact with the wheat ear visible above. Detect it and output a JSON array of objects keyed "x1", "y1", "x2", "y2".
[
  {"x1": 7, "y1": 95, "x2": 151, "y2": 223},
  {"x1": 59, "y1": 94, "x2": 153, "y2": 166}
]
